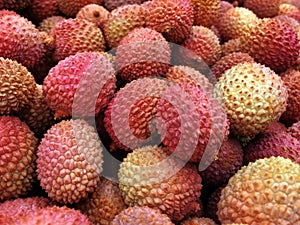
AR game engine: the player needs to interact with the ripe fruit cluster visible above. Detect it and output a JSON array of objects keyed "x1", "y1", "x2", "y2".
[{"x1": 0, "y1": 0, "x2": 300, "y2": 224}]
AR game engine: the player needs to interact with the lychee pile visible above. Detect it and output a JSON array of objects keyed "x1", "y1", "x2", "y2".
[{"x1": 0, "y1": 1, "x2": 300, "y2": 225}]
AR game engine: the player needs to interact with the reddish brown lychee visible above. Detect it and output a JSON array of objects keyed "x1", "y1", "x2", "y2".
[
  {"x1": 103, "y1": 0, "x2": 147, "y2": 11},
  {"x1": 77, "y1": 177, "x2": 126, "y2": 225},
  {"x1": 211, "y1": 52, "x2": 255, "y2": 80},
  {"x1": 103, "y1": 4, "x2": 148, "y2": 49},
  {"x1": 0, "y1": 57, "x2": 39, "y2": 115},
  {"x1": 244, "y1": 0, "x2": 282, "y2": 18},
  {"x1": 36, "y1": 119, "x2": 104, "y2": 204},
  {"x1": 115, "y1": 27, "x2": 170, "y2": 81},
  {"x1": 0, "y1": 116, "x2": 38, "y2": 201},
  {"x1": 181, "y1": 217, "x2": 217, "y2": 225},
  {"x1": 50, "y1": 18, "x2": 106, "y2": 62},
  {"x1": 38, "y1": 16, "x2": 66, "y2": 34},
  {"x1": 242, "y1": 18, "x2": 300, "y2": 73},
  {"x1": 43, "y1": 51, "x2": 116, "y2": 119},
  {"x1": 181, "y1": 25, "x2": 222, "y2": 66},
  {"x1": 118, "y1": 145, "x2": 202, "y2": 221},
  {"x1": 287, "y1": 121, "x2": 300, "y2": 140},
  {"x1": 280, "y1": 69, "x2": 300, "y2": 126},
  {"x1": 57, "y1": 0, "x2": 103, "y2": 17},
  {"x1": 190, "y1": 0, "x2": 221, "y2": 28},
  {"x1": 200, "y1": 138, "x2": 243, "y2": 188},
  {"x1": 0, "y1": 11, "x2": 46, "y2": 69},
  {"x1": 243, "y1": 131, "x2": 300, "y2": 165},
  {"x1": 111, "y1": 206, "x2": 175, "y2": 225},
  {"x1": 145, "y1": 0, "x2": 194, "y2": 43},
  {"x1": 27, "y1": 0, "x2": 60, "y2": 23}
]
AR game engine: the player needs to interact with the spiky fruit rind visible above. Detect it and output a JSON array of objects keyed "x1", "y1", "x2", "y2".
[
  {"x1": 36, "y1": 119, "x2": 103, "y2": 204},
  {"x1": 0, "y1": 196, "x2": 53, "y2": 223},
  {"x1": 242, "y1": 18, "x2": 300, "y2": 73},
  {"x1": 211, "y1": 52, "x2": 255, "y2": 80},
  {"x1": 118, "y1": 145, "x2": 202, "y2": 221},
  {"x1": 111, "y1": 206, "x2": 174, "y2": 225},
  {"x1": 200, "y1": 138, "x2": 243, "y2": 188},
  {"x1": 38, "y1": 16, "x2": 66, "y2": 34},
  {"x1": 15, "y1": 205, "x2": 93, "y2": 225},
  {"x1": 57, "y1": 0, "x2": 103, "y2": 17},
  {"x1": 0, "y1": 57, "x2": 38, "y2": 115},
  {"x1": 0, "y1": 0, "x2": 31, "y2": 11},
  {"x1": 115, "y1": 27, "x2": 170, "y2": 81},
  {"x1": 182, "y1": 25, "x2": 222, "y2": 66},
  {"x1": 244, "y1": 0, "x2": 281, "y2": 18},
  {"x1": 190, "y1": 0, "x2": 221, "y2": 28},
  {"x1": 0, "y1": 13, "x2": 46, "y2": 69},
  {"x1": 217, "y1": 156, "x2": 300, "y2": 224},
  {"x1": 221, "y1": 38, "x2": 243, "y2": 56},
  {"x1": 0, "y1": 116, "x2": 38, "y2": 201},
  {"x1": 18, "y1": 84, "x2": 55, "y2": 137},
  {"x1": 280, "y1": 69, "x2": 300, "y2": 125},
  {"x1": 217, "y1": 7, "x2": 258, "y2": 41},
  {"x1": 104, "y1": 0, "x2": 146, "y2": 11},
  {"x1": 244, "y1": 131, "x2": 300, "y2": 164},
  {"x1": 77, "y1": 177, "x2": 126, "y2": 225},
  {"x1": 104, "y1": 77, "x2": 168, "y2": 151},
  {"x1": 43, "y1": 51, "x2": 116, "y2": 119},
  {"x1": 287, "y1": 121, "x2": 300, "y2": 140},
  {"x1": 145, "y1": 0, "x2": 194, "y2": 43},
  {"x1": 28, "y1": 0, "x2": 60, "y2": 23},
  {"x1": 103, "y1": 4, "x2": 148, "y2": 49},
  {"x1": 214, "y1": 62, "x2": 288, "y2": 137},
  {"x1": 51, "y1": 18, "x2": 106, "y2": 62}
]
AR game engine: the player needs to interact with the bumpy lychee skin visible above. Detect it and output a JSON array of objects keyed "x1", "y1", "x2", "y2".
[
  {"x1": 181, "y1": 25, "x2": 222, "y2": 66},
  {"x1": 216, "y1": 7, "x2": 258, "y2": 41},
  {"x1": 0, "y1": 196, "x2": 54, "y2": 224},
  {"x1": 0, "y1": 0, "x2": 31, "y2": 11},
  {"x1": 77, "y1": 177, "x2": 126, "y2": 225},
  {"x1": 278, "y1": 3, "x2": 299, "y2": 15},
  {"x1": 103, "y1": 0, "x2": 146, "y2": 11},
  {"x1": 221, "y1": 38, "x2": 243, "y2": 56},
  {"x1": 200, "y1": 138, "x2": 243, "y2": 188},
  {"x1": 156, "y1": 82, "x2": 212, "y2": 163},
  {"x1": 111, "y1": 206, "x2": 174, "y2": 225},
  {"x1": 265, "y1": 121, "x2": 287, "y2": 133},
  {"x1": 0, "y1": 11, "x2": 46, "y2": 69},
  {"x1": 115, "y1": 27, "x2": 171, "y2": 81},
  {"x1": 217, "y1": 156, "x2": 300, "y2": 224},
  {"x1": 18, "y1": 84, "x2": 55, "y2": 138},
  {"x1": 287, "y1": 121, "x2": 300, "y2": 141},
  {"x1": 118, "y1": 145, "x2": 202, "y2": 221},
  {"x1": 244, "y1": 131, "x2": 300, "y2": 164},
  {"x1": 280, "y1": 69, "x2": 300, "y2": 126},
  {"x1": 15, "y1": 206, "x2": 93, "y2": 225},
  {"x1": 76, "y1": 4, "x2": 110, "y2": 29},
  {"x1": 211, "y1": 52, "x2": 254, "y2": 80},
  {"x1": 214, "y1": 62, "x2": 288, "y2": 137},
  {"x1": 244, "y1": 0, "x2": 281, "y2": 18},
  {"x1": 181, "y1": 217, "x2": 217, "y2": 225},
  {"x1": 36, "y1": 119, "x2": 104, "y2": 204},
  {"x1": 38, "y1": 16, "x2": 66, "y2": 34},
  {"x1": 57, "y1": 0, "x2": 103, "y2": 17},
  {"x1": 103, "y1": 4, "x2": 148, "y2": 49},
  {"x1": 104, "y1": 77, "x2": 168, "y2": 152},
  {"x1": 145, "y1": 0, "x2": 194, "y2": 43},
  {"x1": 242, "y1": 18, "x2": 300, "y2": 73},
  {"x1": 0, "y1": 116, "x2": 38, "y2": 201},
  {"x1": 43, "y1": 52, "x2": 116, "y2": 119},
  {"x1": 50, "y1": 18, "x2": 106, "y2": 62},
  {"x1": 27, "y1": 0, "x2": 60, "y2": 23},
  {"x1": 0, "y1": 57, "x2": 39, "y2": 115},
  {"x1": 190, "y1": 0, "x2": 221, "y2": 28}
]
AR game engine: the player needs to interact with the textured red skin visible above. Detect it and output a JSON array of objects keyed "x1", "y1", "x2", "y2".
[
  {"x1": 43, "y1": 52, "x2": 116, "y2": 119},
  {"x1": 200, "y1": 138, "x2": 243, "y2": 188},
  {"x1": 244, "y1": 131, "x2": 300, "y2": 165},
  {"x1": 57, "y1": 0, "x2": 103, "y2": 17},
  {"x1": 0, "y1": 13, "x2": 45, "y2": 69},
  {"x1": 28, "y1": 0, "x2": 60, "y2": 23},
  {"x1": 145, "y1": 0, "x2": 194, "y2": 43},
  {"x1": 287, "y1": 121, "x2": 300, "y2": 141},
  {"x1": 51, "y1": 18, "x2": 106, "y2": 62},
  {"x1": 115, "y1": 27, "x2": 170, "y2": 81}
]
